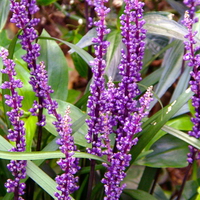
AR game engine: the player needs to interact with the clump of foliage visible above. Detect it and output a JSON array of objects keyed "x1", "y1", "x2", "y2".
[{"x1": 1, "y1": 0, "x2": 200, "y2": 200}]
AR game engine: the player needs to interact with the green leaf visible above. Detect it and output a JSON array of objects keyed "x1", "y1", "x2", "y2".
[
  {"x1": 38, "y1": 36, "x2": 94, "y2": 65},
  {"x1": 38, "y1": 30, "x2": 68, "y2": 101},
  {"x1": 74, "y1": 91, "x2": 90, "y2": 109},
  {"x1": 1, "y1": 160, "x2": 62, "y2": 200},
  {"x1": 139, "y1": 68, "x2": 163, "y2": 92},
  {"x1": 79, "y1": 164, "x2": 104, "y2": 175},
  {"x1": 150, "y1": 40, "x2": 184, "y2": 108},
  {"x1": 68, "y1": 28, "x2": 97, "y2": 54},
  {"x1": 71, "y1": 52, "x2": 88, "y2": 78},
  {"x1": 122, "y1": 165, "x2": 145, "y2": 191},
  {"x1": 76, "y1": 175, "x2": 89, "y2": 200},
  {"x1": 0, "y1": 135, "x2": 60, "y2": 199},
  {"x1": 182, "y1": 179, "x2": 200, "y2": 200},
  {"x1": 162, "y1": 125, "x2": 200, "y2": 150},
  {"x1": 72, "y1": 113, "x2": 87, "y2": 133},
  {"x1": 44, "y1": 99, "x2": 90, "y2": 147},
  {"x1": 0, "y1": 150, "x2": 107, "y2": 163},
  {"x1": 170, "y1": 64, "x2": 192, "y2": 103},
  {"x1": 129, "y1": 87, "x2": 193, "y2": 166},
  {"x1": 0, "y1": 135, "x2": 105, "y2": 199},
  {"x1": 0, "y1": 117, "x2": 7, "y2": 136},
  {"x1": 137, "y1": 134, "x2": 189, "y2": 168},
  {"x1": 2, "y1": 192, "x2": 13, "y2": 200},
  {"x1": 0, "y1": 0, "x2": 10, "y2": 32},
  {"x1": 15, "y1": 60, "x2": 36, "y2": 111},
  {"x1": 195, "y1": 187, "x2": 200, "y2": 200},
  {"x1": 141, "y1": 40, "x2": 176, "y2": 73},
  {"x1": 26, "y1": 161, "x2": 61, "y2": 199},
  {"x1": 67, "y1": 89, "x2": 81, "y2": 104},
  {"x1": 189, "y1": 99, "x2": 195, "y2": 117},
  {"x1": 0, "y1": 30, "x2": 11, "y2": 47},
  {"x1": 167, "y1": 115, "x2": 193, "y2": 131},
  {"x1": 137, "y1": 167, "x2": 158, "y2": 192},
  {"x1": 23, "y1": 115, "x2": 37, "y2": 152},
  {"x1": 139, "y1": 114, "x2": 193, "y2": 154},
  {"x1": 106, "y1": 29, "x2": 122, "y2": 71},
  {"x1": 0, "y1": 159, "x2": 11, "y2": 195},
  {"x1": 153, "y1": 184, "x2": 169, "y2": 200},
  {"x1": 36, "y1": 0, "x2": 57, "y2": 5},
  {"x1": 123, "y1": 189, "x2": 157, "y2": 200},
  {"x1": 193, "y1": 12, "x2": 200, "y2": 40},
  {"x1": 8, "y1": 31, "x2": 21, "y2": 59},
  {"x1": 144, "y1": 13, "x2": 200, "y2": 44},
  {"x1": 91, "y1": 182, "x2": 104, "y2": 200}
]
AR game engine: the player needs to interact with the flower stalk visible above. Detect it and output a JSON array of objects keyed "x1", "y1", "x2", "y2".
[
  {"x1": 55, "y1": 107, "x2": 80, "y2": 200},
  {"x1": 0, "y1": 48, "x2": 27, "y2": 200},
  {"x1": 175, "y1": 1, "x2": 200, "y2": 199},
  {"x1": 9, "y1": 1, "x2": 80, "y2": 199},
  {"x1": 85, "y1": 0, "x2": 110, "y2": 198},
  {"x1": 182, "y1": 0, "x2": 200, "y2": 164},
  {"x1": 101, "y1": 1, "x2": 153, "y2": 199}
]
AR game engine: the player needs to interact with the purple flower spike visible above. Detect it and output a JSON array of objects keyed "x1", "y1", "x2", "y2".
[
  {"x1": 10, "y1": 0, "x2": 48, "y2": 128},
  {"x1": 55, "y1": 107, "x2": 80, "y2": 200},
  {"x1": 101, "y1": 1, "x2": 153, "y2": 199},
  {"x1": 0, "y1": 48, "x2": 27, "y2": 199},
  {"x1": 115, "y1": 0, "x2": 147, "y2": 146},
  {"x1": 102, "y1": 86, "x2": 153, "y2": 200},
  {"x1": 10, "y1": 3, "x2": 80, "y2": 198},
  {"x1": 117, "y1": 0, "x2": 147, "y2": 145},
  {"x1": 85, "y1": 0, "x2": 110, "y2": 156},
  {"x1": 10, "y1": 0, "x2": 63, "y2": 137},
  {"x1": 183, "y1": 0, "x2": 200, "y2": 163}
]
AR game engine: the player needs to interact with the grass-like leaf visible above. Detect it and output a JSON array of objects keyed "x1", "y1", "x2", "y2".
[
  {"x1": 144, "y1": 13, "x2": 200, "y2": 45},
  {"x1": 129, "y1": 88, "x2": 193, "y2": 167},
  {"x1": 150, "y1": 39, "x2": 184, "y2": 109},
  {"x1": 0, "y1": 0, "x2": 10, "y2": 32},
  {"x1": 0, "y1": 150, "x2": 108, "y2": 163},
  {"x1": 136, "y1": 134, "x2": 189, "y2": 168},
  {"x1": 162, "y1": 125, "x2": 200, "y2": 149},
  {"x1": 123, "y1": 189, "x2": 157, "y2": 200},
  {"x1": 38, "y1": 36, "x2": 94, "y2": 65},
  {"x1": 38, "y1": 30, "x2": 69, "y2": 101},
  {"x1": 68, "y1": 28, "x2": 97, "y2": 54},
  {"x1": 0, "y1": 134, "x2": 106, "y2": 199}
]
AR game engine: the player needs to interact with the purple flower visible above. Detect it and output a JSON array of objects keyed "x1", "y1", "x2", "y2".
[
  {"x1": 182, "y1": 0, "x2": 200, "y2": 163},
  {"x1": 100, "y1": 78, "x2": 118, "y2": 158},
  {"x1": 10, "y1": 0, "x2": 63, "y2": 132},
  {"x1": 102, "y1": 152, "x2": 131, "y2": 200},
  {"x1": 114, "y1": 0, "x2": 147, "y2": 149},
  {"x1": 10, "y1": 0, "x2": 60, "y2": 126},
  {"x1": 10, "y1": 0, "x2": 47, "y2": 126},
  {"x1": 0, "y1": 48, "x2": 27, "y2": 199},
  {"x1": 55, "y1": 107, "x2": 80, "y2": 200},
  {"x1": 85, "y1": 0, "x2": 110, "y2": 156},
  {"x1": 101, "y1": 1, "x2": 153, "y2": 199},
  {"x1": 10, "y1": 2, "x2": 80, "y2": 197},
  {"x1": 102, "y1": 87, "x2": 153, "y2": 200},
  {"x1": 10, "y1": 2, "x2": 80, "y2": 196}
]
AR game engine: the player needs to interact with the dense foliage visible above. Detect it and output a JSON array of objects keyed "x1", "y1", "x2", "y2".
[{"x1": 1, "y1": 0, "x2": 200, "y2": 200}]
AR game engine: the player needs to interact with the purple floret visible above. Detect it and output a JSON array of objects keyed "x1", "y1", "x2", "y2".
[
  {"x1": 182, "y1": 0, "x2": 200, "y2": 163},
  {"x1": 101, "y1": 1, "x2": 153, "y2": 199},
  {"x1": 0, "y1": 48, "x2": 27, "y2": 199},
  {"x1": 85, "y1": 0, "x2": 111, "y2": 157},
  {"x1": 55, "y1": 107, "x2": 80, "y2": 200}
]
